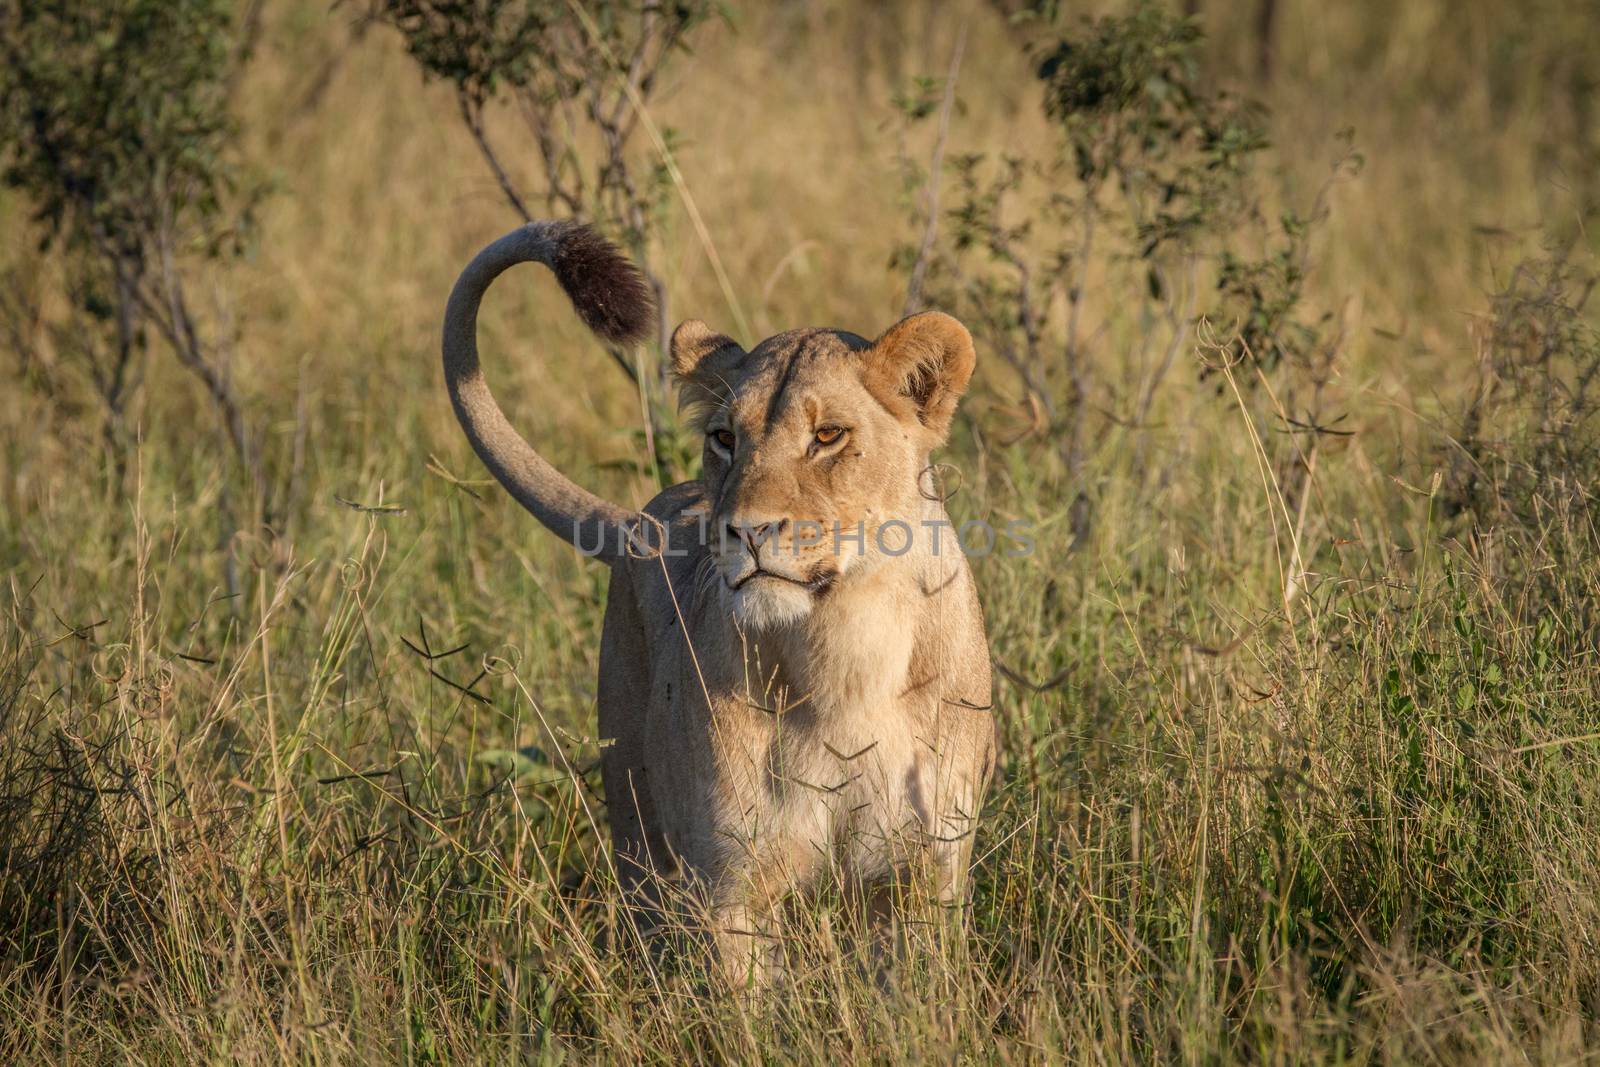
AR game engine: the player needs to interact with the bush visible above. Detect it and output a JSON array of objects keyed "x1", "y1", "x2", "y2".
[{"x1": 0, "y1": 0, "x2": 265, "y2": 500}]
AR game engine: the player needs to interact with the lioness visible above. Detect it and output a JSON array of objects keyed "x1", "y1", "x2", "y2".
[{"x1": 443, "y1": 221, "x2": 995, "y2": 986}]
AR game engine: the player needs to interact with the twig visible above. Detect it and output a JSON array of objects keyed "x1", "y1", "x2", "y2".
[
  {"x1": 903, "y1": 22, "x2": 967, "y2": 318},
  {"x1": 316, "y1": 765, "x2": 400, "y2": 786},
  {"x1": 458, "y1": 90, "x2": 533, "y2": 223},
  {"x1": 993, "y1": 658, "x2": 1072, "y2": 692}
]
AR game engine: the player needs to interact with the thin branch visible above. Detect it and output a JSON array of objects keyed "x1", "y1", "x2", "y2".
[
  {"x1": 1134, "y1": 256, "x2": 1199, "y2": 426},
  {"x1": 458, "y1": 90, "x2": 533, "y2": 223},
  {"x1": 903, "y1": 22, "x2": 967, "y2": 318}
]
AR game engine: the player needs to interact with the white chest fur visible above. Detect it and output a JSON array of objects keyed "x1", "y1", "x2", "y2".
[
  {"x1": 736, "y1": 566, "x2": 951, "y2": 883},
  {"x1": 648, "y1": 529, "x2": 985, "y2": 898}
]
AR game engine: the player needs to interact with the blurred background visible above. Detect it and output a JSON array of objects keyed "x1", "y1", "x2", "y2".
[{"x1": 3, "y1": 0, "x2": 1595, "y2": 527}]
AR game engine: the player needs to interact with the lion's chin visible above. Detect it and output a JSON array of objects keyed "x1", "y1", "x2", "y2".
[{"x1": 726, "y1": 575, "x2": 815, "y2": 630}]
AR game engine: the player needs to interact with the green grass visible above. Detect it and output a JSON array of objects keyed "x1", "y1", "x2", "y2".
[
  {"x1": 5, "y1": 339, "x2": 1598, "y2": 1062},
  {"x1": 3, "y1": 0, "x2": 1600, "y2": 1062}
]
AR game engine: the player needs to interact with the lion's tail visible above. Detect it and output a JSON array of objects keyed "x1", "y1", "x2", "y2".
[{"x1": 442, "y1": 222, "x2": 654, "y2": 563}]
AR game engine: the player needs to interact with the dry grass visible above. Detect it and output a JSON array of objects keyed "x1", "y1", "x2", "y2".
[{"x1": 2, "y1": 0, "x2": 1599, "y2": 1062}]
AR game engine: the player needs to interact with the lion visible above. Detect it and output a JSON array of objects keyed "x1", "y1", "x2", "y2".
[{"x1": 442, "y1": 221, "x2": 995, "y2": 987}]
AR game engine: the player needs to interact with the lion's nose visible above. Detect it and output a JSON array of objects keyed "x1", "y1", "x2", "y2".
[{"x1": 725, "y1": 517, "x2": 788, "y2": 550}]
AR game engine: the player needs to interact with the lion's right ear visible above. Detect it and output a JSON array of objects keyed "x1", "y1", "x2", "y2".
[
  {"x1": 670, "y1": 320, "x2": 745, "y2": 418},
  {"x1": 670, "y1": 320, "x2": 742, "y2": 378}
]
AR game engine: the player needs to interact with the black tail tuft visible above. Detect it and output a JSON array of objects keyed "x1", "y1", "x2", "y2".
[{"x1": 546, "y1": 221, "x2": 657, "y2": 345}]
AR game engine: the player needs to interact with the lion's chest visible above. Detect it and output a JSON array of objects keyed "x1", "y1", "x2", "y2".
[
  {"x1": 638, "y1": 558, "x2": 984, "y2": 889},
  {"x1": 759, "y1": 709, "x2": 935, "y2": 882}
]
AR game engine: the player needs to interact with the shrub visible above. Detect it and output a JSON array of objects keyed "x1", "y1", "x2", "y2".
[{"x1": 0, "y1": 0, "x2": 266, "y2": 502}]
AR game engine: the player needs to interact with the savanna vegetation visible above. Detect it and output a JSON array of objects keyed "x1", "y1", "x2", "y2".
[{"x1": 2, "y1": 0, "x2": 1599, "y2": 1061}]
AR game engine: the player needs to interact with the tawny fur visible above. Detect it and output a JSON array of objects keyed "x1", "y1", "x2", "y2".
[{"x1": 443, "y1": 221, "x2": 995, "y2": 988}]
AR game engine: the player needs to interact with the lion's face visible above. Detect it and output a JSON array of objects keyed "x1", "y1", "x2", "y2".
[{"x1": 671, "y1": 314, "x2": 975, "y2": 629}]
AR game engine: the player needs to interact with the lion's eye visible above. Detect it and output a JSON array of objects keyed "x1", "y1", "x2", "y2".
[
  {"x1": 710, "y1": 429, "x2": 735, "y2": 451},
  {"x1": 814, "y1": 426, "x2": 845, "y2": 447}
]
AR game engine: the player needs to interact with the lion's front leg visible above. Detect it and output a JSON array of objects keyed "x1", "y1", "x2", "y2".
[
  {"x1": 700, "y1": 823, "x2": 825, "y2": 994},
  {"x1": 707, "y1": 894, "x2": 781, "y2": 994}
]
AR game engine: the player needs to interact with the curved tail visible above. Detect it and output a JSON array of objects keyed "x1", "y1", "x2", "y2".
[{"x1": 442, "y1": 221, "x2": 654, "y2": 563}]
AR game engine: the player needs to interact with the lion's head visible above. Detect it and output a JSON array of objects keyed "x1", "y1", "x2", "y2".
[{"x1": 670, "y1": 312, "x2": 976, "y2": 629}]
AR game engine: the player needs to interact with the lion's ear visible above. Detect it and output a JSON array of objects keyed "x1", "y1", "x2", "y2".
[
  {"x1": 670, "y1": 319, "x2": 743, "y2": 379},
  {"x1": 670, "y1": 319, "x2": 745, "y2": 419},
  {"x1": 863, "y1": 311, "x2": 976, "y2": 444}
]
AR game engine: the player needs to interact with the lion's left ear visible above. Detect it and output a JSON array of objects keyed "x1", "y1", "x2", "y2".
[{"x1": 863, "y1": 311, "x2": 976, "y2": 444}]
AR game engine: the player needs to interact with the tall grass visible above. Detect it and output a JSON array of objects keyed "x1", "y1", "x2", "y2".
[{"x1": 2, "y1": 0, "x2": 1599, "y2": 1061}]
